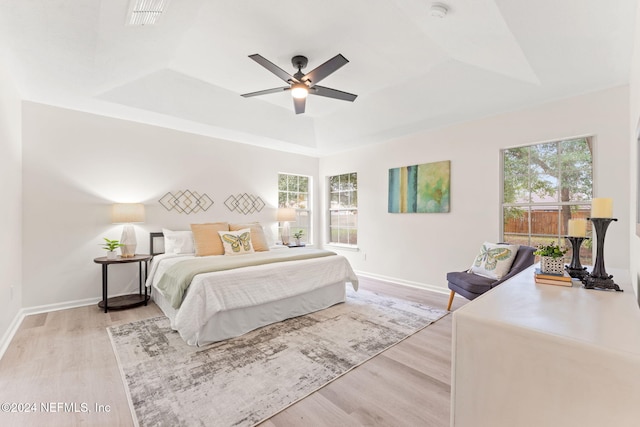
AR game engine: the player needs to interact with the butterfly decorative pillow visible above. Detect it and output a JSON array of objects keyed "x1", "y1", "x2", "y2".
[
  {"x1": 217, "y1": 228, "x2": 255, "y2": 255},
  {"x1": 469, "y1": 242, "x2": 519, "y2": 280}
]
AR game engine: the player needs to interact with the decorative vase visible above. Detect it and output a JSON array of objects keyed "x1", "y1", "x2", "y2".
[
  {"x1": 540, "y1": 256, "x2": 564, "y2": 275},
  {"x1": 106, "y1": 250, "x2": 117, "y2": 260},
  {"x1": 281, "y1": 222, "x2": 291, "y2": 245},
  {"x1": 120, "y1": 224, "x2": 137, "y2": 258},
  {"x1": 295, "y1": 238, "x2": 301, "y2": 246}
]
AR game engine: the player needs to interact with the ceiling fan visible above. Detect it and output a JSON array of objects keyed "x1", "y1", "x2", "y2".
[{"x1": 241, "y1": 54, "x2": 358, "y2": 114}]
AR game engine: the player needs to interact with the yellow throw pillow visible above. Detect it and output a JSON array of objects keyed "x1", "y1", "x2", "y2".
[
  {"x1": 217, "y1": 229, "x2": 255, "y2": 255},
  {"x1": 469, "y1": 242, "x2": 519, "y2": 279},
  {"x1": 229, "y1": 222, "x2": 270, "y2": 252},
  {"x1": 190, "y1": 222, "x2": 229, "y2": 256}
]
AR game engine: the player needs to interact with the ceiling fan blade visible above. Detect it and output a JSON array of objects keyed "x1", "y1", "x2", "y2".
[
  {"x1": 293, "y1": 97, "x2": 306, "y2": 114},
  {"x1": 241, "y1": 87, "x2": 289, "y2": 98},
  {"x1": 311, "y1": 85, "x2": 358, "y2": 102},
  {"x1": 302, "y1": 54, "x2": 349, "y2": 86},
  {"x1": 248, "y1": 54, "x2": 298, "y2": 84}
]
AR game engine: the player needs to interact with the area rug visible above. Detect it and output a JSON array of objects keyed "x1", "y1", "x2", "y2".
[{"x1": 108, "y1": 287, "x2": 448, "y2": 427}]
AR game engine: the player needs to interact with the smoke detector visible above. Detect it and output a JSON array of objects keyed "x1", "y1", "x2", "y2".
[{"x1": 430, "y1": 3, "x2": 449, "y2": 18}]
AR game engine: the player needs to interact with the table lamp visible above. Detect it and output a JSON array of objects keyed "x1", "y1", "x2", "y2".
[
  {"x1": 112, "y1": 203, "x2": 145, "y2": 258},
  {"x1": 277, "y1": 208, "x2": 296, "y2": 245}
]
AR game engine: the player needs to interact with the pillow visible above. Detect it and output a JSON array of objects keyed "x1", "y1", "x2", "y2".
[
  {"x1": 263, "y1": 225, "x2": 276, "y2": 248},
  {"x1": 229, "y1": 222, "x2": 270, "y2": 252},
  {"x1": 162, "y1": 229, "x2": 195, "y2": 254},
  {"x1": 217, "y1": 228, "x2": 255, "y2": 255},
  {"x1": 190, "y1": 222, "x2": 229, "y2": 256},
  {"x1": 469, "y1": 242, "x2": 520, "y2": 280}
]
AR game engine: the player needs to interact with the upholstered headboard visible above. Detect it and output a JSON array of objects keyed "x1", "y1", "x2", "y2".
[{"x1": 150, "y1": 231, "x2": 165, "y2": 256}]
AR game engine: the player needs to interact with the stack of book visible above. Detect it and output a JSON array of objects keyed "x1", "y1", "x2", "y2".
[{"x1": 534, "y1": 268, "x2": 573, "y2": 287}]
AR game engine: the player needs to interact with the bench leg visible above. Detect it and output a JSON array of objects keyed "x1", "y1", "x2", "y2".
[{"x1": 447, "y1": 290, "x2": 455, "y2": 311}]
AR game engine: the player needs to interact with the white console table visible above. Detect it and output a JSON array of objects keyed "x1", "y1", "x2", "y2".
[{"x1": 451, "y1": 264, "x2": 640, "y2": 427}]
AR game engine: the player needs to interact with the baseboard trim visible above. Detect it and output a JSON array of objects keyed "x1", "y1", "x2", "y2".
[
  {"x1": 354, "y1": 270, "x2": 449, "y2": 295},
  {"x1": 0, "y1": 296, "x2": 108, "y2": 361},
  {"x1": 0, "y1": 310, "x2": 26, "y2": 361},
  {"x1": 21, "y1": 297, "x2": 102, "y2": 317}
]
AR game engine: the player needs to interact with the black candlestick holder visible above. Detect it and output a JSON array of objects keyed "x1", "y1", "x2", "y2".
[
  {"x1": 582, "y1": 217, "x2": 622, "y2": 291},
  {"x1": 565, "y1": 236, "x2": 588, "y2": 280}
]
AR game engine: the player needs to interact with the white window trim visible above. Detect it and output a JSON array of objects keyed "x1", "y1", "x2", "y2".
[
  {"x1": 278, "y1": 173, "x2": 312, "y2": 245},
  {"x1": 500, "y1": 137, "x2": 594, "y2": 244},
  {"x1": 327, "y1": 172, "x2": 358, "y2": 247},
  {"x1": 325, "y1": 243, "x2": 360, "y2": 251}
]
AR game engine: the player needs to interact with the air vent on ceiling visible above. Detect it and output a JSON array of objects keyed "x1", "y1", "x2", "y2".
[{"x1": 127, "y1": 0, "x2": 170, "y2": 26}]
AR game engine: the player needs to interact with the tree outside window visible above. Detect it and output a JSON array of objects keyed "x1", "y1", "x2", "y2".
[
  {"x1": 329, "y1": 172, "x2": 357, "y2": 246},
  {"x1": 502, "y1": 138, "x2": 593, "y2": 264},
  {"x1": 278, "y1": 173, "x2": 311, "y2": 243}
]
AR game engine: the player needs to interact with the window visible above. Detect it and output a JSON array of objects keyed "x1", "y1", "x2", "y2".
[
  {"x1": 329, "y1": 172, "x2": 358, "y2": 246},
  {"x1": 278, "y1": 173, "x2": 311, "y2": 242},
  {"x1": 502, "y1": 137, "x2": 593, "y2": 264}
]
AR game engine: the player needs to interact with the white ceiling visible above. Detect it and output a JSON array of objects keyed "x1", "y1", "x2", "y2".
[{"x1": 0, "y1": 0, "x2": 637, "y2": 156}]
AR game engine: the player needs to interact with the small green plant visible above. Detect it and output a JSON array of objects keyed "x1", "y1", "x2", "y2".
[
  {"x1": 534, "y1": 241, "x2": 568, "y2": 258},
  {"x1": 101, "y1": 238, "x2": 124, "y2": 252},
  {"x1": 293, "y1": 229, "x2": 304, "y2": 239}
]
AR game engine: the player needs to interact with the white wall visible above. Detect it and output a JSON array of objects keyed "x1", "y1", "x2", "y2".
[
  {"x1": 0, "y1": 62, "x2": 22, "y2": 340},
  {"x1": 629, "y1": 1, "x2": 640, "y2": 301},
  {"x1": 320, "y1": 86, "x2": 631, "y2": 293},
  {"x1": 21, "y1": 102, "x2": 319, "y2": 308},
  {"x1": 16, "y1": 85, "x2": 635, "y2": 307}
]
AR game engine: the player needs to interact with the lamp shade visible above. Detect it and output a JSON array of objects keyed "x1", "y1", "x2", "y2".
[
  {"x1": 277, "y1": 208, "x2": 296, "y2": 222},
  {"x1": 112, "y1": 203, "x2": 145, "y2": 224}
]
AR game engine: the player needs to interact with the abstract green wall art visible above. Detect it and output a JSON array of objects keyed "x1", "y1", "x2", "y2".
[{"x1": 388, "y1": 160, "x2": 450, "y2": 213}]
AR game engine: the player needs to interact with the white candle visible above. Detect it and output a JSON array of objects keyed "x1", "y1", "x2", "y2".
[
  {"x1": 568, "y1": 218, "x2": 587, "y2": 237},
  {"x1": 591, "y1": 198, "x2": 613, "y2": 218}
]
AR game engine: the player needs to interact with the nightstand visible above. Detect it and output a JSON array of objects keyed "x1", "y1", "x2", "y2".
[{"x1": 93, "y1": 254, "x2": 152, "y2": 313}]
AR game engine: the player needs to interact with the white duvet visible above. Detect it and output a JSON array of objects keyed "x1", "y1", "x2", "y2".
[{"x1": 146, "y1": 251, "x2": 359, "y2": 344}]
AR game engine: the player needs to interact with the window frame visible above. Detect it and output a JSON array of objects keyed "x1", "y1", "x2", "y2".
[
  {"x1": 500, "y1": 137, "x2": 593, "y2": 261},
  {"x1": 327, "y1": 172, "x2": 358, "y2": 248},
  {"x1": 277, "y1": 173, "x2": 312, "y2": 244}
]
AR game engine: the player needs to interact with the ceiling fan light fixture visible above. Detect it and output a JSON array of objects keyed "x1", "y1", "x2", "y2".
[
  {"x1": 291, "y1": 83, "x2": 309, "y2": 99},
  {"x1": 241, "y1": 53, "x2": 357, "y2": 113}
]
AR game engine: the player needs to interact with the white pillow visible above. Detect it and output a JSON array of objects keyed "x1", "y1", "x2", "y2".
[
  {"x1": 217, "y1": 228, "x2": 255, "y2": 255},
  {"x1": 162, "y1": 229, "x2": 195, "y2": 254},
  {"x1": 263, "y1": 224, "x2": 276, "y2": 248},
  {"x1": 469, "y1": 242, "x2": 519, "y2": 280}
]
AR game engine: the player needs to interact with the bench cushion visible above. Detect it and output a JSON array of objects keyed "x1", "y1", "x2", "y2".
[{"x1": 447, "y1": 271, "x2": 496, "y2": 295}]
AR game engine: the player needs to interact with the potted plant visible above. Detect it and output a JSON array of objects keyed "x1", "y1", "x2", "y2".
[
  {"x1": 534, "y1": 241, "x2": 568, "y2": 274},
  {"x1": 293, "y1": 230, "x2": 304, "y2": 246},
  {"x1": 101, "y1": 238, "x2": 124, "y2": 260}
]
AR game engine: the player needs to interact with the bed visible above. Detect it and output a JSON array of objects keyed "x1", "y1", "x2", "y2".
[{"x1": 146, "y1": 230, "x2": 359, "y2": 346}]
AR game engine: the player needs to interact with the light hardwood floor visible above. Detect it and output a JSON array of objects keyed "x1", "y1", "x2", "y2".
[{"x1": 0, "y1": 278, "x2": 466, "y2": 427}]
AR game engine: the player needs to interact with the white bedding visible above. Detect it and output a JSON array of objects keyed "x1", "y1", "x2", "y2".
[{"x1": 146, "y1": 251, "x2": 359, "y2": 345}]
